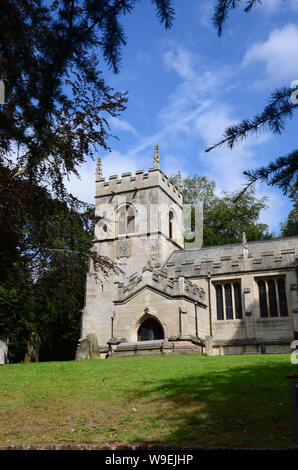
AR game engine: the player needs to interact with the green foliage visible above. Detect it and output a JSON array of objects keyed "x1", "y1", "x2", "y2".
[
  {"x1": 31, "y1": 268, "x2": 85, "y2": 362},
  {"x1": 0, "y1": 0, "x2": 174, "y2": 190},
  {"x1": 179, "y1": 175, "x2": 216, "y2": 206},
  {"x1": 280, "y1": 186, "x2": 298, "y2": 237},
  {"x1": 202, "y1": 189, "x2": 272, "y2": 246},
  {"x1": 170, "y1": 173, "x2": 273, "y2": 246},
  {"x1": 0, "y1": 1, "x2": 175, "y2": 361},
  {"x1": 0, "y1": 284, "x2": 31, "y2": 362},
  {"x1": 0, "y1": 165, "x2": 98, "y2": 361}
]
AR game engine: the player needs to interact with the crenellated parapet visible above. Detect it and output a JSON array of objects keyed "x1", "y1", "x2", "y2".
[
  {"x1": 115, "y1": 265, "x2": 206, "y2": 305},
  {"x1": 95, "y1": 168, "x2": 182, "y2": 205},
  {"x1": 166, "y1": 237, "x2": 298, "y2": 278}
]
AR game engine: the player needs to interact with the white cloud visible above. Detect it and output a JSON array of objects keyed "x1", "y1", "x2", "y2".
[
  {"x1": 159, "y1": 46, "x2": 280, "y2": 229},
  {"x1": 258, "y1": 0, "x2": 284, "y2": 14},
  {"x1": 164, "y1": 48, "x2": 199, "y2": 81},
  {"x1": 65, "y1": 151, "x2": 140, "y2": 204},
  {"x1": 65, "y1": 161, "x2": 95, "y2": 204},
  {"x1": 161, "y1": 47, "x2": 230, "y2": 130},
  {"x1": 254, "y1": 186, "x2": 288, "y2": 232},
  {"x1": 160, "y1": 46, "x2": 273, "y2": 194},
  {"x1": 193, "y1": 105, "x2": 234, "y2": 146},
  {"x1": 257, "y1": 0, "x2": 298, "y2": 14},
  {"x1": 102, "y1": 150, "x2": 139, "y2": 177},
  {"x1": 65, "y1": 42, "x2": 288, "y2": 232},
  {"x1": 243, "y1": 24, "x2": 298, "y2": 84},
  {"x1": 197, "y1": 113, "x2": 262, "y2": 191},
  {"x1": 196, "y1": 0, "x2": 214, "y2": 31},
  {"x1": 109, "y1": 116, "x2": 138, "y2": 136},
  {"x1": 136, "y1": 52, "x2": 152, "y2": 64}
]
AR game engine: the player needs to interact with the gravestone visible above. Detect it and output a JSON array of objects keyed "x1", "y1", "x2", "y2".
[
  {"x1": 24, "y1": 332, "x2": 41, "y2": 362},
  {"x1": 205, "y1": 335, "x2": 213, "y2": 356},
  {"x1": 86, "y1": 333, "x2": 99, "y2": 358},
  {"x1": 0, "y1": 338, "x2": 9, "y2": 364},
  {"x1": 75, "y1": 338, "x2": 91, "y2": 361}
]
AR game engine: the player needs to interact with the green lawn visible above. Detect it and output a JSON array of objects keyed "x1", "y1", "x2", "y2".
[{"x1": 0, "y1": 354, "x2": 297, "y2": 448}]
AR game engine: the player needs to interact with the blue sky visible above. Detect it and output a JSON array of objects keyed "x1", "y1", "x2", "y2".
[{"x1": 66, "y1": 0, "x2": 298, "y2": 234}]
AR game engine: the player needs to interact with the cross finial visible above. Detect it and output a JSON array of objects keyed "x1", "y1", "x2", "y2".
[
  {"x1": 154, "y1": 144, "x2": 160, "y2": 169},
  {"x1": 242, "y1": 231, "x2": 248, "y2": 258},
  {"x1": 96, "y1": 156, "x2": 102, "y2": 178},
  {"x1": 242, "y1": 231, "x2": 248, "y2": 249}
]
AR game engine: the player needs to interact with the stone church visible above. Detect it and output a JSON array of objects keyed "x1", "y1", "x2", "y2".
[{"x1": 80, "y1": 145, "x2": 298, "y2": 357}]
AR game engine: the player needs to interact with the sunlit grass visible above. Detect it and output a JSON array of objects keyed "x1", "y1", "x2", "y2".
[{"x1": 0, "y1": 354, "x2": 297, "y2": 448}]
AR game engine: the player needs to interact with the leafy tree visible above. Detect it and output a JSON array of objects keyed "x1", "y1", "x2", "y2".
[
  {"x1": 0, "y1": 1, "x2": 175, "y2": 359},
  {"x1": 170, "y1": 173, "x2": 273, "y2": 246},
  {"x1": 30, "y1": 265, "x2": 86, "y2": 361},
  {"x1": 207, "y1": 1, "x2": 298, "y2": 199},
  {"x1": 178, "y1": 175, "x2": 217, "y2": 207},
  {"x1": 202, "y1": 189, "x2": 273, "y2": 246},
  {"x1": 0, "y1": 0, "x2": 175, "y2": 277},
  {"x1": 280, "y1": 186, "x2": 298, "y2": 237},
  {"x1": 0, "y1": 283, "x2": 32, "y2": 362},
  {"x1": 0, "y1": 164, "x2": 117, "y2": 361},
  {"x1": 0, "y1": 0, "x2": 174, "y2": 189}
]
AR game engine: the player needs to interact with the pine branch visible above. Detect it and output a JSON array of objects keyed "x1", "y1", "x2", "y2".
[
  {"x1": 152, "y1": 0, "x2": 175, "y2": 29},
  {"x1": 25, "y1": 244, "x2": 81, "y2": 255},
  {"x1": 244, "y1": 0, "x2": 261, "y2": 13},
  {"x1": 81, "y1": 0, "x2": 175, "y2": 73},
  {"x1": 213, "y1": 0, "x2": 267, "y2": 36},
  {"x1": 233, "y1": 150, "x2": 298, "y2": 202},
  {"x1": 205, "y1": 87, "x2": 296, "y2": 152},
  {"x1": 212, "y1": 0, "x2": 241, "y2": 37}
]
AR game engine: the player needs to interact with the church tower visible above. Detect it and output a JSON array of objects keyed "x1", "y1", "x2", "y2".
[{"x1": 81, "y1": 145, "x2": 184, "y2": 346}]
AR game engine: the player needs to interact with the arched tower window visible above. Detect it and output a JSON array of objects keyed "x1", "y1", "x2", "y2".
[
  {"x1": 127, "y1": 205, "x2": 135, "y2": 233},
  {"x1": 117, "y1": 205, "x2": 135, "y2": 235},
  {"x1": 118, "y1": 207, "x2": 126, "y2": 235},
  {"x1": 169, "y1": 211, "x2": 174, "y2": 240}
]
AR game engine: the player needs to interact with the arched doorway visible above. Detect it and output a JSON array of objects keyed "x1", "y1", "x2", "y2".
[{"x1": 137, "y1": 317, "x2": 164, "y2": 341}]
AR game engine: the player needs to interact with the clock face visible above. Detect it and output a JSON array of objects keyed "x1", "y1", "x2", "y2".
[{"x1": 116, "y1": 240, "x2": 131, "y2": 258}]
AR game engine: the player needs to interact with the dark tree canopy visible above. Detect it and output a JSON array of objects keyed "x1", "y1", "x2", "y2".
[
  {"x1": 0, "y1": 164, "x2": 119, "y2": 361},
  {"x1": 0, "y1": 0, "x2": 175, "y2": 360},
  {"x1": 0, "y1": 0, "x2": 174, "y2": 193}
]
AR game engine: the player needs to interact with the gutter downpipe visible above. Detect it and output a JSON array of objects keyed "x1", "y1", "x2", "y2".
[
  {"x1": 207, "y1": 272, "x2": 213, "y2": 337},
  {"x1": 195, "y1": 303, "x2": 198, "y2": 338}
]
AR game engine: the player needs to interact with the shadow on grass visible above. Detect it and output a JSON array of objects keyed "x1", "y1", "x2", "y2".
[{"x1": 127, "y1": 357, "x2": 297, "y2": 448}]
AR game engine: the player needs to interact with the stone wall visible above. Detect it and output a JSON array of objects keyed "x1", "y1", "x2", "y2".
[
  {"x1": 113, "y1": 287, "x2": 207, "y2": 343},
  {"x1": 167, "y1": 236, "x2": 298, "y2": 354}
]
